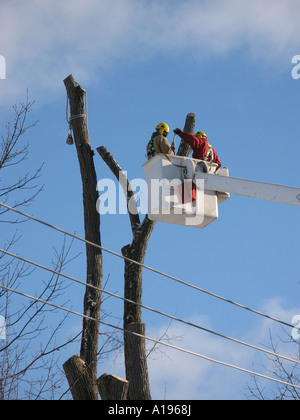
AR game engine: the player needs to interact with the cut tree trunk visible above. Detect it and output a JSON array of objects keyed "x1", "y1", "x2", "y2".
[
  {"x1": 63, "y1": 75, "x2": 103, "y2": 400},
  {"x1": 63, "y1": 355, "x2": 98, "y2": 401},
  {"x1": 177, "y1": 112, "x2": 196, "y2": 157},
  {"x1": 97, "y1": 374, "x2": 129, "y2": 400}
]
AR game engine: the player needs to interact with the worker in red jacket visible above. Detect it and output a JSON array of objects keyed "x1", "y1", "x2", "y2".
[{"x1": 173, "y1": 128, "x2": 221, "y2": 169}]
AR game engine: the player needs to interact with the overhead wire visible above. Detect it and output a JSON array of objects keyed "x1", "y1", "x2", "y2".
[
  {"x1": 1, "y1": 247, "x2": 300, "y2": 367},
  {"x1": 0, "y1": 201, "x2": 298, "y2": 333},
  {"x1": 1, "y1": 283, "x2": 300, "y2": 391},
  {"x1": 1, "y1": 201, "x2": 300, "y2": 392}
]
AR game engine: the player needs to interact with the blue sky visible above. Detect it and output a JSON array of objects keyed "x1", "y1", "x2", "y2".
[{"x1": 1, "y1": 0, "x2": 300, "y2": 400}]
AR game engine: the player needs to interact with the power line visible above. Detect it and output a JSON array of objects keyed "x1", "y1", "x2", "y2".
[
  {"x1": 1, "y1": 283, "x2": 299, "y2": 391},
  {"x1": 1, "y1": 247, "x2": 299, "y2": 367},
  {"x1": 0, "y1": 201, "x2": 298, "y2": 332}
]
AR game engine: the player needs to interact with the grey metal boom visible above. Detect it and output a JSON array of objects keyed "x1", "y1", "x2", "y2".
[{"x1": 195, "y1": 172, "x2": 300, "y2": 207}]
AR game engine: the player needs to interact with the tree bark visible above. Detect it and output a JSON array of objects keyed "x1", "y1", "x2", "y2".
[
  {"x1": 97, "y1": 374, "x2": 129, "y2": 400},
  {"x1": 177, "y1": 112, "x2": 196, "y2": 157},
  {"x1": 97, "y1": 146, "x2": 154, "y2": 399},
  {"x1": 121, "y1": 226, "x2": 153, "y2": 400},
  {"x1": 63, "y1": 355, "x2": 98, "y2": 401},
  {"x1": 64, "y1": 75, "x2": 103, "y2": 399},
  {"x1": 124, "y1": 323, "x2": 151, "y2": 400}
]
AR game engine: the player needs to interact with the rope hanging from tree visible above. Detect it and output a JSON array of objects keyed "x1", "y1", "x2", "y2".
[{"x1": 65, "y1": 86, "x2": 88, "y2": 145}]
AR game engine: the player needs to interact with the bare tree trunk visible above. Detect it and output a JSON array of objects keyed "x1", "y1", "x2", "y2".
[
  {"x1": 121, "y1": 223, "x2": 154, "y2": 400},
  {"x1": 124, "y1": 323, "x2": 151, "y2": 400},
  {"x1": 97, "y1": 146, "x2": 153, "y2": 400},
  {"x1": 63, "y1": 75, "x2": 103, "y2": 399}
]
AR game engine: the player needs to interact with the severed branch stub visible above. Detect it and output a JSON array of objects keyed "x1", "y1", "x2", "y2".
[
  {"x1": 63, "y1": 354, "x2": 98, "y2": 401},
  {"x1": 97, "y1": 374, "x2": 129, "y2": 400},
  {"x1": 176, "y1": 112, "x2": 196, "y2": 157}
]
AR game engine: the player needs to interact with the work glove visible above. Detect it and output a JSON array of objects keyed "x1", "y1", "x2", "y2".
[{"x1": 173, "y1": 128, "x2": 182, "y2": 135}]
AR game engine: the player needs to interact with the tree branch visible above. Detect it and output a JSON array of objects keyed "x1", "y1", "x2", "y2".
[{"x1": 97, "y1": 146, "x2": 141, "y2": 235}]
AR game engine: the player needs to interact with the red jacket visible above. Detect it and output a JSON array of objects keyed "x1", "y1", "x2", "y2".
[{"x1": 178, "y1": 132, "x2": 221, "y2": 168}]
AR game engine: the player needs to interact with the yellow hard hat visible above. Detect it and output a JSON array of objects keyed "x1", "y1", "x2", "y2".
[
  {"x1": 156, "y1": 122, "x2": 170, "y2": 135},
  {"x1": 195, "y1": 131, "x2": 207, "y2": 139}
]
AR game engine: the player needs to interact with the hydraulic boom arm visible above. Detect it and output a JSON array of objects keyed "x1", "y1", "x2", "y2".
[{"x1": 195, "y1": 171, "x2": 300, "y2": 207}]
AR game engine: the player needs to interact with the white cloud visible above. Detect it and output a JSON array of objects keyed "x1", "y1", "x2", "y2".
[
  {"x1": 146, "y1": 319, "x2": 251, "y2": 400},
  {"x1": 97, "y1": 297, "x2": 299, "y2": 399},
  {"x1": 145, "y1": 299, "x2": 300, "y2": 400},
  {"x1": 1, "y1": 0, "x2": 300, "y2": 107}
]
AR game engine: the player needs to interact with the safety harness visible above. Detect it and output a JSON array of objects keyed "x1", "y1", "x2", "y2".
[
  {"x1": 205, "y1": 143, "x2": 214, "y2": 164},
  {"x1": 147, "y1": 134, "x2": 160, "y2": 159}
]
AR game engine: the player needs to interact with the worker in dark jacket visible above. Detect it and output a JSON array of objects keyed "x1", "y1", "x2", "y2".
[
  {"x1": 173, "y1": 129, "x2": 221, "y2": 169},
  {"x1": 147, "y1": 123, "x2": 174, "y2": 159}
]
